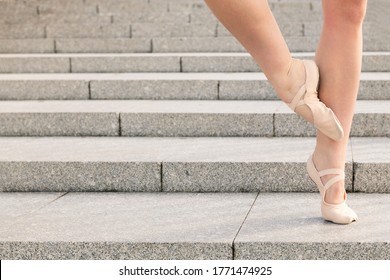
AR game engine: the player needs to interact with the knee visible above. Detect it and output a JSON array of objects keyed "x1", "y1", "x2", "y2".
[{"x1": 324, "y1": 0, "x2": 367, "y2": 27}]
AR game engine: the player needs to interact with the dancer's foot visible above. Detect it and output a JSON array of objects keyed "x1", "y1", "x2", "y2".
[
  {"x1": 307, "y1": 154, "x2": 358, "y2": 224},
  {"x1": 280, "y1": 59, "x2": 344, "y2": 141}
]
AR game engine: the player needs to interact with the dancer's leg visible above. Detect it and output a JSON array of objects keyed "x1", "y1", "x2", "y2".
[
  {"x1": 204, "y1": 0, "x2": 345, "y2": 140},
  {"x1": 204, "y1": 0, "x2": 305, "y2": 104},
  {"x1": 313, "y1": 0, "x2": 367, "y2": 203}
]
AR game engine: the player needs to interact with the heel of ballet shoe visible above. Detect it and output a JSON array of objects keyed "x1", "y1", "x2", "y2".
[{"x1": 306, "y1": 155, "x2": 325, "y2": 197}]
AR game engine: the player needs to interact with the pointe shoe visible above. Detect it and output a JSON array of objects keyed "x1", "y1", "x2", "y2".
[
  {"x1": 307, "y1": 154, "x2": 358, "y2": 224},
  {"x1": 286, "y1": 59, "x2": 344, "y2": 141}
]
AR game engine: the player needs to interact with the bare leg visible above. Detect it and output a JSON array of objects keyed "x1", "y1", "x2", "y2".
[
  {"x1": 204, "y1": 0, "x2": 306, "y2": 104},
  {"x1": 313, "y1": 0, "x2": 367, "y2": 203},
  {"x1": 204, "y1": 0, "x2": 345, "y2": 139}
]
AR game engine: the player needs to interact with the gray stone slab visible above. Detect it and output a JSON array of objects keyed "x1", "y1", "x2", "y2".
[
  {"x1": 119, "y1": 100, "x2": 279, "y2": 137},
  {"x1": 38, "y1": 14, "x2": 112, "y2": 25},
  {"x1": 153, "y1": 37, "x2": 245, "y2": 52},
  {"x1": 132, "y1": 22, "x2": 216, "y2": 37},
  {"x1": 274, "y1": 106, "x2": 317, "y2": 137},
  {"x1": 285, "y1": 36, "x2": 319, "y2": 52},
  {"x1": 275, "y1": 101, "x2": 390, "y2": 137},
  {"x1": 70, "y1": 56, "x2": 180, "y2": 73},
  {"x1": 56, "y1": 38, "x2": 151, "y2": 53},
  {"x1": 0, "y1": 13, "x2": 39, "y2": 25},
  {"x1": 270, "y1": 2, "x2": 314, "y2": 13},
  {"x1": 219, "y1": 79, "x2": 276, "y2": 100},
  {"x1": 363, "y1": 36, "x2": 390, "y2": 52},
  {"x1": 91, "y1": 80, "x2": 217, "y2": 99},
  {"x1": 162, "y1": 137, "x2": 353, "y2": 192},
  {"x1": 0, "y1": 193, "x2": 65, "y2": 233},
  {"x1": 0, "y1": 162, "x2": 160, "y2": 192},
  {"x1": 0, "y1": 2, "x2": 37, "y2": 16},
  {"x1": 1, "y1": 14, "x2": 112, "y2": 25},
  {"x1": 359, "y1": 79, "x2": 390, "y2": 100},
  {"x1": 351, "y1": 101, "x2": 390, "y2": 137},
  {"x1": 0, "y1": 39, "x2": 54, "y2": 53},
  {"x1": 0, "y1": 137, "x2": 353, "y2": 192},
  {"x1": 0, "y1": 109, "x2": 119, "y2": 136},
  {"x1": 190, "y1": 14, "x2": 218, "y2": 25},
  {"x1": 121, "y1": 112, "x2": 273, "y2": 137},
  {"x1": 38, "y1": 1, "x2": 97, "y2": 14},
  {"x1": 0, "y1": 80, "x2": 89, "y2": 100},
  {"x1": 351, "y1": 138, "x2": 390, "y2": 193},
  {"x1": 0, "y1": 24, "x2": 45, "y2": 39},
  {"x1": 98, "y1": 1, "x2": 167, "y2": 14},
  {"x1": 235, "y1": 193, "x2": 390, "y2": 260},
  {"x1": 362, "y1": 53, "x2": 390, "y2": 72},
  {"x1": 0, "y1": 192, "x2": 256, "y2": 259},
  {"x1": 181, "y1": 53, "x2": 390, "y2": 73},
  {"x1": 113, "y1": 11, "x2": 189, "y2": 24},
  {"x1": 167, "y1": 2, "x2": 210, "y2": 13},
  {"x1": 182, "y1": 55, "x2": 260, "y2": 72},
  {"x1": 46, "y1": 23, "x2": 130, "y2": 38},
  {"x1": 0, "y1": 57, "x2": 70, "y2": 73}
]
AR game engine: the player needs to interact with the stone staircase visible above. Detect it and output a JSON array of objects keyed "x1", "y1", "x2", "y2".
[{"x1": 0, "y1": 0, "x2": 389, "y2": 259}]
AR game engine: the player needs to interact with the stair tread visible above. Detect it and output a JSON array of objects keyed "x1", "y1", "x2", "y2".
[
  {"x1": 0, "y1": 100, "x2": 388, "y2": 113},
  {"x1": 0, "y1": 137, "x2": 388, "y2": 163},
  {"x1": 0, "y1": 71, "x2": 389, "y2": 80},
  {"x1": 0, "y1": 192, "x2": 389, "y2": 259}
]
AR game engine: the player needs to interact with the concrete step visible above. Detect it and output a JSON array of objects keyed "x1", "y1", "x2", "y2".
[
  {"x1": 0, "y1": 137, "x2": 388, "y2": 192},
  {"x1": 0, "y1": 72, "x2": 388, "y2": 100},
  {"x1": 0, "y1": 52, "x2": 389, "y2": 73},
  {"x1": 0, "y1": 100, "x2": 388, "y2": 137},
  {"x1": 0, "y1": 36, "x2": 389, "y2": 54},
  {"x1": 0, "y1": 192, "x2": 389, "y2": 259}
]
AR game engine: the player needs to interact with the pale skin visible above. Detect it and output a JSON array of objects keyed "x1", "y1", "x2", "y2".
[{"x1": 204, "y1": 0, "x2": 368, "y2": 204}]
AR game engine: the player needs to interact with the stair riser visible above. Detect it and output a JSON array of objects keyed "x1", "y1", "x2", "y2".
[
  {"x1": 0, "y1": 37, "x2": 388, "y2": 53},
  {"x1": 0, "y1": 79, "x2": 388, "y2": 100},
  {"x1": 0, "y1": 112, "x2": 388, "y2": 137},
  {"x1": 0, "y1": 161, "x2": 388, "y2": 193},
  {"x1": 0, "y1": 54, "x2": 389, "y2": 73}
]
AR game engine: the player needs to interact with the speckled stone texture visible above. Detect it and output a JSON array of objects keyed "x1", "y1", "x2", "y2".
[
  {"x1": 0, "y1": 162, "x2": 160, "y2": 192},
  {"x1": 0, "y1": 39, "x2": 54, "y2": 53},
  {"x1": 1, "y1": 192, "x2": 388, "y2": 260},
  {"x1": 132, "y1": 23, "x2": 216, "y2": 37},
  {"x1": 91, "y1": 79, "x2": 217, "y2": 100},
  {"x1": 181, "y1": 56, "x2": 260, "y2": 73},
  {"x1": 0, "y1": 24, "x2": 45, "y2": 39},
  {"x1": 0, "y1": 192, "x2": 256, "y2": 259},
  {"x1": 359, "y1": 79, "x2": 390, "y2": 100},
  {"x1": 234, "y1": 193, "x2": 390, "y2": 260},
  {"x1": 351, "y1": 114, "x2": 390, "y2": 137},
  {"x1": 121, "y1": 113, "x2": 273, "y2": 137},
  {"x1": 0, "y1": 57, "x2": 70, "y2": 73},
  {"x1": 55, "y1": 38, "x2": 151, "y2": 53},
  {"x1": 275, "y1": 100, "x2": 390, "y2": 137},
  {"x1": 0, "y1": 80, "x2": 89, "y2": 100},
  {"x1": 0, "y1": 137, "x2": 354, "y2": 192},
  {"x1": 46, "y1": 23, "x2": 130, "y2": 39},
  {"x1": 70, "y1": 56, "x2": 180, "y2": 73},
  {"x1": 351, "y1": 138, "x2": 390, "y2": 193},
  {"x1": 163, "y1": 162, "x2": 353, "y2": 192},
  {"x1": 153, "y1": 37, "x2": 245, "y2": 53},
  {"x1": 0, "y1": 113, "x2": 119, "y2": 136},
  {"x1": 219, "y1": 79, "x2": 276, "y2": 100}
]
